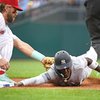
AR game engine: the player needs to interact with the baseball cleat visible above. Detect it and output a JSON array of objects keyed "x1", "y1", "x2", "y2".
[
  {"x1": 0, "y1": 81, "x2": 14, "y2": 88},
  {"x1": 0, "y1": 73, "x2": 15, "y2": 88},
  {"x1": 0, "y1": 73, "x2": 15, "y2": 83}
]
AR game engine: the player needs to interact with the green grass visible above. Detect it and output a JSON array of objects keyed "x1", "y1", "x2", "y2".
[
  {"x1": 7, "y1": 59, "x2": 100, "y2": 78},
  {"x1": 7, "y1": 59, "x2": 45, "y2": 78},
  {"x1": 0, "y1": 59, "x2": 99, "y2": 100},
  {"x1": 0, "y1": 88, "x2": 100, "y2": 100}
]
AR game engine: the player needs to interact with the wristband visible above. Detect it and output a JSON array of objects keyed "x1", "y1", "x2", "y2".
[
  {"x1": 31, "y1": 50, "x2": 45, "y2": 61},
  {"x1": 89, "y1": 61, "x2": 98, "y2": 69}
]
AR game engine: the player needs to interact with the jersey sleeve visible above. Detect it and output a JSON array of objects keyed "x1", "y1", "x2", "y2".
[
  {"x1": 42, "y1": 64, "x2": 57, "y2": 81},
  {"x1": 0, "y1": 13, "x2": 6, "y2": 33},
  {"x1": 21, "y1": 74, "x2": 46, "y2": 85},
  {"x1": 20, "y1": 65, "x2": 56, "y2": 85},
  {"x1": 12, "y1": 34, "x2": 19, "y2": 40},
  {"x1": 74, "y1": 55, "x2": 98, "y2": 70},
  {"x1": 72, "y1": 56, "x2": 88, "y2": 69}
]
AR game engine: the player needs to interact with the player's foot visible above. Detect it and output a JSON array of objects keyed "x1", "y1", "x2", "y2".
[
  {"x1": 0, "y1": 74, "x2": 15, "y2": 83},
  {"x1": 0, "y1": 74, "x2": 15, "y2": 88},
  {"x1": 0, "y1": 81, "x2": 14, "y2": 88},
  {"x1": 15, "y1": 82, "x2": 24, "y2": 86}
]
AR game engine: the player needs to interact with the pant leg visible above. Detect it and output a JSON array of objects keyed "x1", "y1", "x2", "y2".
[
  {"x1": 85, "y1": 0, "x2": 100, "y2": 57},
  {"x1": 0, "y1": 41, "x2": 13, "y2": 61},
  {"x1": 85, "y1": 0, "x2": 100, "y2": 18}
]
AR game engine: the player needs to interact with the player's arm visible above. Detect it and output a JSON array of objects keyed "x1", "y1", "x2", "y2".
[
  {"x1": 16, "y1": 72, "x2": 50, "y2": 86},
  {"x1": 13, "y1": 37, "x2": 45, "y2": 61},
  {"x1": 95, "y1": 66, "x2": 100, "y2": 72},
  {"x1": 17, "y1": 74, "x2": 46, "y2": 86},
  {"x1": 16, "y1": 65, "x2": 55, "y2": 86},
  {"x1": 13, "y1": 37, "x2": 54, "y2": 68},
  {"x1": 86, "y1": 57, "x2": 100, "y2": 72}
]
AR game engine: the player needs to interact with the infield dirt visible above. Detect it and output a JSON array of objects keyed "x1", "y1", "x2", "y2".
[{"x1": 13, "y1": 77, "x2": 100, "y2": 90}]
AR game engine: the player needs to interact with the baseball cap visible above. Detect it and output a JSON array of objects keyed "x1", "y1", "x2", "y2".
[
  {"x1": 0, "y1": 0, "x2": 23, "y2": 11},
  {"x1": 54, "y1": 50, "x2": 72, "y2": 70}
]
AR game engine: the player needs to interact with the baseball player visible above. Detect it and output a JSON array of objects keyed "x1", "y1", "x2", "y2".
[
  {"x1": 0, "y1": 0, "x2": 54, "y2": 88},
  {"x1": 17, "y1": 46, "x2": 100, "y2": 86}
]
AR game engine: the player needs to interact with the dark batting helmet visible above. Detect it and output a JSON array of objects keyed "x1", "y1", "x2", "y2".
[{"x1": 54, "y1": 50, "x2": 72, "y2": 70}]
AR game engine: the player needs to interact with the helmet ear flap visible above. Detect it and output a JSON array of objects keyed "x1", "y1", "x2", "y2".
[{"x1": 54, "y1": 67, "x2": 64, "y2": 78}]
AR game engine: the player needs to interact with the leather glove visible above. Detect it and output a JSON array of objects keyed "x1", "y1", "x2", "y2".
[{"x1": 42, "y1": 57, "x2": 54, "y2": 70}]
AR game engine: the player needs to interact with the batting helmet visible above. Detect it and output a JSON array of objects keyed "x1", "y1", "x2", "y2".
[
  {"x1": 0, "y1": 0, "x2": 23, "y2": 11},
  {"x1": 54, "y1": 50, "x2": 72, "y2": 70}
]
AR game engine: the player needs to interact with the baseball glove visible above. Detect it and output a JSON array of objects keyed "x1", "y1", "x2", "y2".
[{"x1": 42, "y1": 57, "x2": 54, "y2": 70}]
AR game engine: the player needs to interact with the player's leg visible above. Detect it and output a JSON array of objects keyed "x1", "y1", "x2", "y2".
[
  {"x1": 85, "y1": 0, "x2": 100, "y2": 57},
  {"x1": 0, "y1": 42, "x2": 15, "y2": 86},
  {"x1": 0, "y1": 81, "x2": 14, "y2": 88},
  {"x1": 0, "y1": 42, "x2": 13, "y2": 61}
]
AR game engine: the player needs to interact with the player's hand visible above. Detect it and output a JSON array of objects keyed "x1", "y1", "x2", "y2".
[
  {"x1": 0, "y1": 58, "x2": 10, "y2": 71},
  {"x1": 42, "y1": 57, "x2": 54, "y2": 70}
]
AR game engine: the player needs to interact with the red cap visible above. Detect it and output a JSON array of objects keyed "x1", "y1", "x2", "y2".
[{"x1": 0, "y1": 0, "x2": 23, "y2": 11}]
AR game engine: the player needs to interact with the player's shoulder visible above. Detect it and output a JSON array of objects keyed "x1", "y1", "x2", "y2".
[
  {"x1": 0, "y1": 12, "x2": 6, "y2": 33},
  {"x1": 71, "y1": 55, "x2": 87, "y2": 69},
  {"x1": 0, "y1": 12, "x2": 6, "y2": 26},
  {"x1": 0, "y1": 12, "x2": 2, "y2": 16},
  {"x1": 0, "y1": 12, "x2": 3, "y2": 19}
]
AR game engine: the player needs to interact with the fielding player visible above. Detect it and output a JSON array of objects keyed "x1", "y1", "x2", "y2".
[{"x1": 0, "y1": 0, "x2": 53, "y2": 88}]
